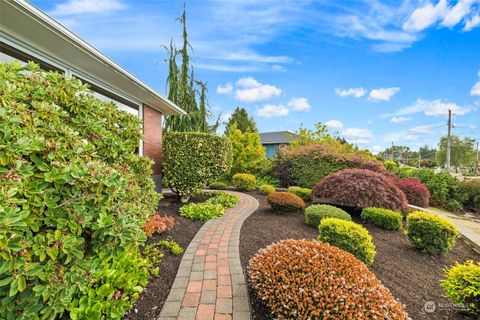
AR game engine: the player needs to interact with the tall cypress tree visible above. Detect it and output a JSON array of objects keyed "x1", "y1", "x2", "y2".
[
  {"x1": 164, "y1": 5, "x2": 218, "y2": 133},
  {"x1": 224, "y1": 107, "x2": 257, "y2": 135}
]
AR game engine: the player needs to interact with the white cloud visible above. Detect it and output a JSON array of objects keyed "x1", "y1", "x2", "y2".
[
  {"x1": 390, "y1": 116, "x2": 411, "y2": 123},
  {"x1": 408, "y1": 124, "x2": 437, "y2": 135},
  {"x1": 235, "y1": 77, "x2": 281, "y2": 103},
  {"x1": 471, "y1": 70, "x2": 480, "y2": 96},
  {"x1": 368, "y1": 87, "x2": 400, "y2": 102},
  {"x1": 441, "y1": 0, "x2": 474, "y2": 27},
  {"x1": 256, "y1": 104, "x2": 289, "y2": 118},
  {"x1": 288, "y1": 97, "x2": 311, "y2": 112},
  {"x1": 342, "y1": 128, "x2": 373, "y2": 144},
  {"x1": 216, "y1": 83, "x2": 233, "y2": 95},
  {"x1": 325, "y1": 120, "x2": 344, "y2": 129},
  {"x1": 51, "y1": 0, "x2": 124, "y2": 15},
  {"x1": 403, "y1": 0, "x2": 448, "y2": 32},
  {"x1": 335, "y1": 87, "x2": 366, "y2": 98},
  {"x1": 464, "y1": 14, "x2": 480, "y2": 31},
  {"x1": 384, "y1": 98, "x2": 471, "y2": 118}
]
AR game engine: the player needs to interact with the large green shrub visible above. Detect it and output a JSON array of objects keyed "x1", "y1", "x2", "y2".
[
  {"x1": 406, "y1": 211, "x2": 459, "y2": 253},
  {"x1": 0, "y1": 62, "x2": 160, "y2": 319},
  {"x1": 459, "y1": 179, "x2": 480, "y2": 213},
  {"x1": 305, "y1": 204, "x2": 351, "y2": 227},
  {"x1": 361, "y1": 208, "x2": 403, "y2": 230},
  {"x1": 232, "y1": 173, "x2": 256, "y2": 191},
  {"x1": 163, "y1": 132, "x2": 232, "y2": 201},
  {"x1": 440, "y1": 260, "x2": 480, "y2": 317},
  {"x1": 226, "y1": 124, "x2": 265, "y2": 177},
  {"x1": 318, "y1": 218, "x2": 376, "y2": 266}
]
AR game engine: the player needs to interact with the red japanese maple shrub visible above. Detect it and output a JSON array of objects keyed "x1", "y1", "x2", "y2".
[
  {"x1": 142, "y1": 214, "x2": 175, "y2": 237},
  {"x1": 396, "y1": 178, "x2": 430, "y2": 208},
  {"x1": 312, "y1": 168, "x2": 407, "y2": 211}
]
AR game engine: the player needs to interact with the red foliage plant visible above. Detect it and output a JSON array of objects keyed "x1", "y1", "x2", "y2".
[
  {"x1": 312, "y1": 168, "x2": 407, "y2": 211},
  {"x1": 248, "y1": 239, "x2": 409, "y2": 320},
  {"x1": 266, "y1": 192, "x2": 305, "y2": 212},
  {"x1": 142, "y1": 214, "x2": 175, "y2": 237},
  {"x1": 396, "y1": 178, "x2": 430, "y2": 208}
]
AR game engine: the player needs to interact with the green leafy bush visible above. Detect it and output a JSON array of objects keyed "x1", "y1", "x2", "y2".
[
  {"x1": 206, "y1": 192, "x2": 240, "y2": 209},
  {"x1": 446, "y1": 199, "x2": 463, "y2": 212},
  {"x1": 163, "y1": 132, "x2": 232, "y2": 201},
  {"x1": 157, "y1": 239, "x2": 184, "y2": 256},
  {"x1": 259, "y1": 184, "x2": 275, "y2": 195},
  {"x1": 209, "y1": 182, "x2": 227, "y2": 190},
  {"x1": 361, "y1": 208, "x2": 403, "y2": 230},
  {"x1": 0, "y1": 62, "x2": 160, "y2": 319},
  {"x1": 267, "y1": 192, "x2": 305, "y2": 212},
  {"x1": 179, "y1": 202, "x2": 225, "y2": 221},
  {"x1": 406, "y1": 211, "x2": 459, "y2": 253},
  {"x1": 232, "y1": 173, "x2": 256, "y2": 191},
  {"x1": 305, "y1": 204, "x2": 351, "y2": 227},
  {"x1": 287, "y1": 186, "x2": 312, "y2": 201},
  {"x1": 318, "y1": 218, "x2": 376, "y2": 266},
  {"x1": 459, "y1": 179, "x2": 480, "y2": 213},
  {"x1": 226, "y1": 124, "x2": 266, "y2": 177},
  {"x1": 440, "y1": 260, "x2": 480, "y2": 317}
]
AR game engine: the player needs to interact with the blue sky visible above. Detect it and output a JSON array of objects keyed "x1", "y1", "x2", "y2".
[{"x1": 32, "y1": 0, "x2": 480, "y2": 153}]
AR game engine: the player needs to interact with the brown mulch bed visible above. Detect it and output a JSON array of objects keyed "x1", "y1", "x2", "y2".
[
  {"x1": 240, "y1": 190, "x2": 480, "y2": 320},
  {"x1": 124, "y1": 193, "x2": 210, "y2": 320}
]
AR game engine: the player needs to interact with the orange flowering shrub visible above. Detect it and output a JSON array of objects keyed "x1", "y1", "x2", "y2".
[
  {"x1": 266, "y1": 192, "x2": 305, "y2": 212},
  {"x1": 248, "y1": 239, "x2": 409, "y2": 320},
  {"x1": 142, "y1": 214, "x2": 175, "y2": 237}
]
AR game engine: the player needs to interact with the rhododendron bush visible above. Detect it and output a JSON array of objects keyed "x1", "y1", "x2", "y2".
[
  {"x1": 312, "y1": 168, "x2": 407, "y2": 211},
  {"x1": 248, "y1": 239, "x2": 409, "y2": 319}
]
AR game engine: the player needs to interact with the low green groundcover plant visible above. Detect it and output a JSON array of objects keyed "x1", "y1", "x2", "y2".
[
  {"x1": 0, "y1": 62, "x2": 160, "y2": 319},
  {"x1": 406, "y1": 211, "x2": 458, "y2": 253},
  {"x1": 287, "y1": 186, "x2": 312, "y2": 201},
  {"x1": 305, "y1": 204, "x2": 351, "y2": 227},
  {"x1": 206, "y1": 192, "x2": 240, "y2": 209},
  {"x1": 232, "y1": 173, "x2": 256, "y2": 191},
  {"x1": 318, "y1": 218, "x2": 376, "y2": 266},
  {"x1": 259, "y1": 184, "x2": 275, "y2": 195},
  {"x1": 209, "y1": 182, "x2": 227, "y2": 190},
  {"x1": 179, "y1": 202, "x2": 225, "y2": 221},
  {"x1": 440, "y1": 260, "x2": 480, "y2": 317},
  {"x1": 361, "y1": 208, "x2": 403, "y2": 230}
]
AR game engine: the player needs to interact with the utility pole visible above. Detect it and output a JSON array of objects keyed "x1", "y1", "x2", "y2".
[{"x1": 446, "y1": 109, "x2": 452, "y2": 171}]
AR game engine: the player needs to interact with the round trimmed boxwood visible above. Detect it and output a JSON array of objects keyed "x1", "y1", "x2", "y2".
[
  {"x1": 267, "y1": 192, "x2": 305, "y2": 213},
  {"x1": 361, "y1": 207, "x2": 403, "y2": 230},
  {"x1": 318, "y1": 218, "x2": 376, "y2": 266},
  {"x1": 209, "y1": 181, "x2": 227, "y2": 190},
  {"x1": 248, "y1": 239, "x2": 409, "y2": 319},
  {"x1": 259, "y1": 184, "x2": 275, "y2": 195},
  {"x1": 406, "y1": 211, "x2": 458, "y2": 253},
  {"x1": 305, "y1": 204, "x2": 351, "y2": 227},
  {"x1": 287, "y1": 186, "x2": 312, "y2": 201},
  {"x1": 232, "y1": 173, "x2": 256, "y2": 191},
  {"x1": 163, "y1": 132, "x2": 232, "y2": 202}
]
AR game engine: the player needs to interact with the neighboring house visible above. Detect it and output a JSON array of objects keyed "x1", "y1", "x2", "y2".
[
  {"x1": 0, "y1": 0, "x2": 185, "y2": 191},
  {"x1": 260, "y1": 131, "x2": 299, "y2": 157}
]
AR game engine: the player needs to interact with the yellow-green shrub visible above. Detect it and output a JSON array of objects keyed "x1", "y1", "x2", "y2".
[
  {"x1": 287, "y1": 186, "x2": 312, "y2": 201},
  {"x1": 318, "y1": 218, "x2": 376, "y2": 266},
  {"x1": 259, "y1": 184, "x2": 275, "y2": 195},
  {"x1": 232, "y1": 173, "x2": 256, "y2": 191},
  {"x1": 248, "y1": 239, "x2": 409, "y2": 320},
  {"x1": 0, "y1": 62, "x2": 160, "y2": 319},
  {"x1": 304, "y1": 204, "x2": 351, "y2": 227},
  {"x1": 440, "y1": 260, "x2": 480, "y2": 317},
  {"x1": 361, "y1": 207, "x2": 403, "y2": 230},
  {"x1": 406, "y1": 211, "x2": 458, "y2": 253}
]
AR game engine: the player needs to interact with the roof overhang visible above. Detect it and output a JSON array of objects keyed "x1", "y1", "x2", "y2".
[{"x1": 0, "y1": 0, "x2": 185, "y2": 115}]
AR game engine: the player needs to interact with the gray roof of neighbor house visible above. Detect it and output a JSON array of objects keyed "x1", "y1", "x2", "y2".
[
  {"x1": 259, "y1": 131, "x2": 299, "y2": 145},
  {"x1": 0, "y1": 0, "x2": 185, "y2": 115}
]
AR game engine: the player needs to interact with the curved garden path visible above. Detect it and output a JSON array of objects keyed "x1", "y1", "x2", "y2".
[{"x1": 158, "y1": 191, "x2": 259, "y2": 320}]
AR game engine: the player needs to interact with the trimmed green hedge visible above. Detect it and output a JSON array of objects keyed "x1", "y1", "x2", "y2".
[
  {"x1": 287, "y1": 186, "x2": 312, "y2": 201},
  {"x1": 361, "y1": 208, "x2": 403, "y2": 230},
  {"x1": 318, "y1": 218, "x2": 376, "y2": 266},
  {"x1": 0, "y1": 62, "x2": 160, "y2": 319},
  {"x1": 163, "y1": 132, "x2": 232, "y2": 201},
  {"x1": 209, "y1": 182, "x2": 227, "y2": 190},
  {"x1": 305, "y1": 204, "x2": 351, "y2": 227},
  {"x1": 406, "y1": 211, "x2": 458, "y2": 253},
  {"x1": 259, "y1": 184, "x2": 275, "y2": 195},
  {"x1": 232, "y1": 173, "x2": 256, "y2": 191}
]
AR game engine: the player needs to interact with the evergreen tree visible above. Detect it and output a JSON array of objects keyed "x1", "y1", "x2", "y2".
[
  {"x1": 224, "y1": 107, "x2": 257, "y2": 135},
  {"x1": 226, "y1": 124, "x2": 265, "y2": 176},
  {"x1": 164, "y1": 5, "x2": 218, "y2": 133}
]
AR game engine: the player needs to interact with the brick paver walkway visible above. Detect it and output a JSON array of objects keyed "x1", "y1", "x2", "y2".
[{"x1": 158, "y1": 191, "x2": 259, "y2": 320}]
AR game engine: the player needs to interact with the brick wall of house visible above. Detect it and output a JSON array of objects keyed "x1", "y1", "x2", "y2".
[{"x1": 142, "y1": 104, "x2": 163, "y2": 191}]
